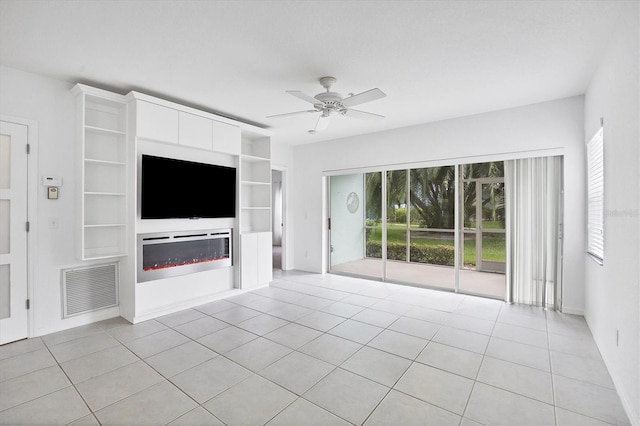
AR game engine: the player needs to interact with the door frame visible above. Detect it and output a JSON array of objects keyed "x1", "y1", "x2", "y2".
[
  {"x1": 461, "y1": 176, "x2": 506, "y2": 273},
  {"x1": 1, "y1": 115, "x2": 38, "y2": 340}
]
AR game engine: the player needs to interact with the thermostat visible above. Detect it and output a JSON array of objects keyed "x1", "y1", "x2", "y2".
[{"x1": 42, "y1": 176, "x2": 63, "y2": 187}]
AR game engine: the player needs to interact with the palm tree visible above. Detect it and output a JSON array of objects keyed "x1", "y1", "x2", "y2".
[
  {"x1": 366, "y1": 162, "x2": 503, "y2": 229},
  {"x1": 409, "y1": 166, "x2": 455, "y2": 229}
]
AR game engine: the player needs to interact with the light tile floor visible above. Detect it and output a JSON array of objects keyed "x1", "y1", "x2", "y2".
[{"x1": 0, "y1": 270, "x2": 630, "y2": 425}]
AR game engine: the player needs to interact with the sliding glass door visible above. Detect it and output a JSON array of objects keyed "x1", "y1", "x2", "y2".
[
  {"x1": 328, "y1": 157, "x2": 562, "y2": 306},
  {"x1": 329, "y1": 161, "x2": 506, "y2": 299},
  {"x1": 329, "y1": 173, "x2": 382, "y2": 279}
]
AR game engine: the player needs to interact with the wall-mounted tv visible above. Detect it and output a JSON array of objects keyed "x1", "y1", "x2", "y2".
[{"x1": 141, "y1": 154, "x2": 236, "y2": 219}]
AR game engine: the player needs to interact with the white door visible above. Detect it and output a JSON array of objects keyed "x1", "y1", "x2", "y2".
[{"x1": 0, "y1": 121, "x2": 29, "y2": 345}]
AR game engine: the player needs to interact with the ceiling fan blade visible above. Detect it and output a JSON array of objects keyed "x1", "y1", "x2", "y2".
[
  {"x1": 286, "y1": 90, "x2": 320, "y2": 105},
  {"x1": 267, "y1": 110, "x2": 318, "y2": 119},
  {"x1": 315, "y1": 114, "x2": 331, "y2": 131},
  {"x1": 341, "y1": 88, "x2": 386, "y2": 108},
  {"x1": 343, "y1": 109, "x2": 385, "y2": 121}
]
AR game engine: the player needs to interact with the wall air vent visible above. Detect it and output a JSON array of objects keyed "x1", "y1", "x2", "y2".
[{"x1": 61, "y1": 263, "x2": 119, "y2": 318}]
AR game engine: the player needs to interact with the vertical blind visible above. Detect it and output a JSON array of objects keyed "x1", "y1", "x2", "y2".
[
  {"x1": 505, "y1": 156, "x2": 563, "y2": 309},
  {"x1": 586, "y1": 128, "x2": 604, "y2": 262}
]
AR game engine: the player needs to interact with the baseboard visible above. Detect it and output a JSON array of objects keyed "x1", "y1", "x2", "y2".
[
  {"x1": 586, "y1": 317, "x2": 640, "y2": 426},
  {"x1": 33, "y1": 306, "x2": 121, "y2": 338},
  {"x1": 131, "y1": 284, "x2": 270, "y2": 324},
  {"x1": 560, "y1": 305, "x2": 584, "y2": 316}
]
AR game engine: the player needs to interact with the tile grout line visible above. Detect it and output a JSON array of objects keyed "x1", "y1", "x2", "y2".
[{"x1": 41, "y1": 334, "x2": 102, "y2": 425}]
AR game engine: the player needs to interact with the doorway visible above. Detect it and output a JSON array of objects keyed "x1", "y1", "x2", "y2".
[
  {"x1": 0, "y1": 120, "x2": 30, "y2": 344},
  {"x1": 271, "y1": 168, "x2": 285, "y2": 270}
]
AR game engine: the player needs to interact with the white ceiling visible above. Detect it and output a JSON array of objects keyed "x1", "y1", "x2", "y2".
[{"x1": 0, "y1": 0, "x2": 630, "y2": 145}]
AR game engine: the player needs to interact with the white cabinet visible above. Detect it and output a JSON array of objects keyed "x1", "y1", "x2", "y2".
[
  {"x1": 179, "y1": 112, "x2": 213, "y2": 150},
  {"x1": 212, "y1": 120, "x2": 240, "y2": 155},
  {"x1": 240, "y1": 232, "x2": 272, "y2": 289},
  {"x1": 73, "y1": 84, "x2": 128, "y2": 260},
  {"x1": 257, "y1": 231, "x2": 273, "y2": 284},
  {"x1": 136, "y1": 100, "x2": 179, "y2": 143}
]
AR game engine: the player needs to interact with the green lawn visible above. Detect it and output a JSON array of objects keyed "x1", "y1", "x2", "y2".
[{"x1": 367, "y1": 225, "x2": 505, "y2": 266}]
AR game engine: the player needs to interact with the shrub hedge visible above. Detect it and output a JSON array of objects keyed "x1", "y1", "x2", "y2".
[{"x1": 366, "y1": 241, "x2": 455, "y2": 266}]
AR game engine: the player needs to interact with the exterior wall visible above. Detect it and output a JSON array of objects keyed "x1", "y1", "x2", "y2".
[{"x1": 583, "y1": 5, "x2": 640, "y2": 424}]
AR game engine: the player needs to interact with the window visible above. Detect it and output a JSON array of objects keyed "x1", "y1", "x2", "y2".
[{"x1": 586, "y1": 128, "x2": 604, "y2": 262}]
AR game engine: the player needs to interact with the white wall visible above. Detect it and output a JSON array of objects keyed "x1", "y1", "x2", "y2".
[
  {"x1": 0, "y1": 66, "x2": 120, "y2": 336},
  {"x1": 584, "y1": 5, "x2": 639, "y2": 424},
  {"x1": 329, "y1": 173, "x2": 365, "y2": 266},
  {"x1": 292, "y1": 96, "x2": 586, "y2": 312}
]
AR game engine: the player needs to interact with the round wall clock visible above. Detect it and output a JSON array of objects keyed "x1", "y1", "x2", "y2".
[{"x1": 346, "y1": 192, "x2": 359, "y2": 213}]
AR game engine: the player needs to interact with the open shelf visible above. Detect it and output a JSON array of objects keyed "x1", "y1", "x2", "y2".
[
  {"x1": 241, "y1": 153, "x2": 270, "y2": 163},
  {"x1": 75, "y1": 84, "x2": 128, "y2": 260},
  {"x1": 85, "y1": 158, "x2": 126, "y2": 166},
  {"x1": 85, "y1": 125, "x2": 126, "y2": 136}
]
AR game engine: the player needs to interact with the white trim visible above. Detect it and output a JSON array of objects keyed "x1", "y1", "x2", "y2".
[
  {"x1": 322, "y1": 148, "x2": 564, "y2": 176},
  {"x1": 561, "y1": 305, "x2": 585, "y2": 316},
  {"x1": 1, "y1": 115, "x2": 38, "y2": 339},
  {"x1": 33, "y1": 306, "x2": 120, "y2": 338},
  {"x1": 131, "y1": 288, "x2": 252, "y2": 324}
]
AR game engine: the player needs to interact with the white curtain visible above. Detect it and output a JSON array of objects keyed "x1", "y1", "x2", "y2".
[{"x1": 505, "y1": 156, "x2": 563, "y2": 309}]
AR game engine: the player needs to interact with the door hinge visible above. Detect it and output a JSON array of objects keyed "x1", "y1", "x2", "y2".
[
  {"x1": 26, "y1": 143, "x2": 30, "y2": 154},
  {"x1": 328, "y1": 218, "x2": 331, "y2": 230},
  {"x1": 26, "y1": 299, "x2": 30, "y2": 310},
  {"x1": 26, "y1": 221, "x2": 30, "y2": 232}
]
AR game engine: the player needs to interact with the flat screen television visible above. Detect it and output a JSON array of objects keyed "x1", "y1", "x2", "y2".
[{"x1": 141, "y1": 154, "x2": 236, "y2": 219}]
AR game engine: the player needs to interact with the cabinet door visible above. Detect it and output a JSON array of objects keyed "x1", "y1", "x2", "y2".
[
  {"x1": 257, "y1": 232, "x2": 273, "y2": 285},
  {"x1": 240, "y1": 233, "x2": 259, "y2": 289},
  {"x1": 136, "y1": 101, "x2": 179, "y2": 143},
  {"x1": 179, "y1": 112, "x2": 213, "y2": 150},
  {"x1": 212, "y1": 120, "x2": 240, "y2": 155}
]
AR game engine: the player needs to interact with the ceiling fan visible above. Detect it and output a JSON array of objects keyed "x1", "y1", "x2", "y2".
[{"x1": 267, "y1": 76, "x2": 386, "y2": 133}]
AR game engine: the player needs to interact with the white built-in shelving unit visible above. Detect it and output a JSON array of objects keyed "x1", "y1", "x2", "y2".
[
  {"x1": 74, "y1": 83, "x2": 273, "y2": 322},
  {"x1": 73, "y1": 84, "x2": 128, "y2": 260},
  {"x1": 240, "y1": 137, "x2": 271, "y2": 233},
  {"x1": 239, "y1": 135, "x2": 273, "y2": 288}
]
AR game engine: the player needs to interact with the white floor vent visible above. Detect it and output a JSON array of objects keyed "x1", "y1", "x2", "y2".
[{"x1": 62, "y1": 263, "x2": 119, "y2": 318}]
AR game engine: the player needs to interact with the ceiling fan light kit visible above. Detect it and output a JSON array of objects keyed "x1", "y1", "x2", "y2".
[{"x1": 268, "y1": 76, "x2": 386, "y2": 133}]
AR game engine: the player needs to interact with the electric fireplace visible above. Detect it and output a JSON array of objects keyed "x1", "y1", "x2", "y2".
[{"x1": 137, "y1": 229, "x2": 232, "y2": 283}]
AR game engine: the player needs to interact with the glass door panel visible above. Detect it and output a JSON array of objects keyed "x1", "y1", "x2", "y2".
[
  {"x1": 386, "y1": 169, "x2": 407, "y2": 263},
  {"x1": 386, "y1": 166, "x2": 455, "y2": 289},
  {"x1": 459, "y1": 173, "x2": 505, "y2": 298},
  {"x1": 479, "y1": 181, "x2": 505, "y2": 273},
  {"x1": 329, "y1": 173, "x2": 382, "y2": 279}
]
